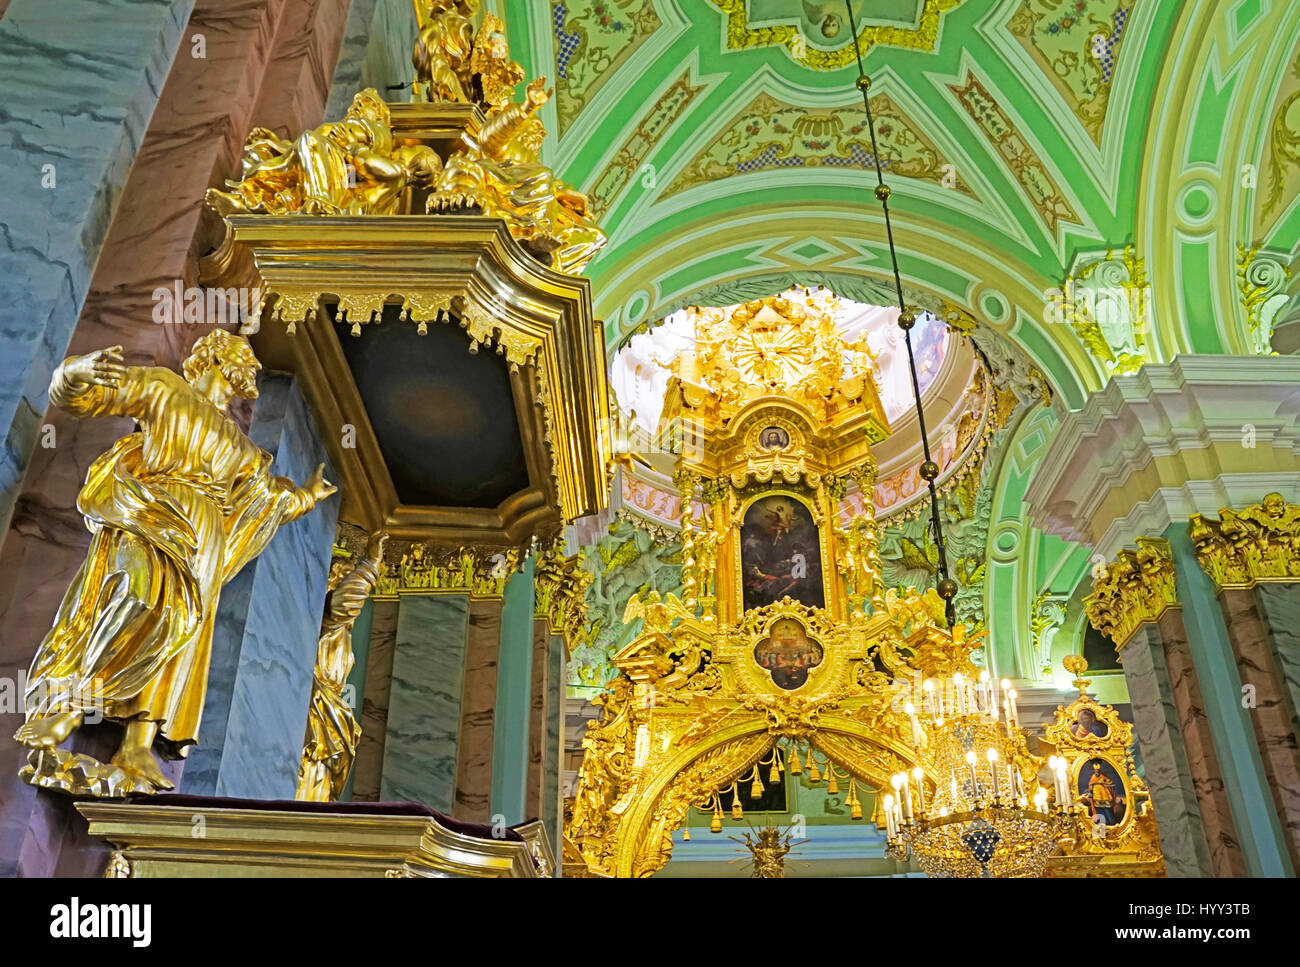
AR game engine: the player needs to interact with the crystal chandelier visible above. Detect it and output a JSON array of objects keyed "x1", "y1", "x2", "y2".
[
  {"x1": 843, "y1": 0, "x2": 1073, "y2": 872},
  {"x1": 881, "y1": 673, "x2": 1074, "y2": 877}
]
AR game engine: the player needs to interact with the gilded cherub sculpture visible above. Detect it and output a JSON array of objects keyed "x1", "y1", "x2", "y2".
[
  {"x1": 14, "y1": 331, "x2": 337, "y2": 796},
  {"x1": 297, "y1": 531, "x2": 386, "y2": 802},
  {"x1": 205, "y1": 89, "x2": 441, "y2": 216},
  {"x1": 428, "y1": 76, "x2": 607, "y2": 274}
]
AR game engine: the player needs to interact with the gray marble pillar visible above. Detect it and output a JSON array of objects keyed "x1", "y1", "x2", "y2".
[
  {"x1": 1217, "y1": 587, "x2": 1300, "y2": 871},
  {"x1": 1121, "y1": 622, "x2": 1214, "y2": 876},
  {"x1": 491, "y1": 558, "x2": 536, "y2": 825},
  {"x1": 381, "y1": 594, "x2": 469, "y2": 811},
  {"x1": 454, "y1": 598, "x2": 502, "y2": 822},
  {"x1": 350, "y1": 597, "x2": 398, "y2": 801},
  {"x1": 1254, "y1": 584, "x2": 1300, "y2": 743},
  {"x1": 544, "y1": 631, "x2": 565, "y2": 858},
  {"x1": 0, "y1": 0, "x2": 194, "y2": 534},
  {"x1": 182, "y1": 373, "x2": 338, "y2": 799},
  {"x1": 325, "y1": 0, "x2": 417, "y2": 118},
  {"x1": 526, "y1": 619, "x2": 551, "y2": 823}
]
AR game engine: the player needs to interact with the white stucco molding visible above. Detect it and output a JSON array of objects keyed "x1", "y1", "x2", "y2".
[{"x1": 1024, "y1": 356, "x2": 1300, "y2": 560}]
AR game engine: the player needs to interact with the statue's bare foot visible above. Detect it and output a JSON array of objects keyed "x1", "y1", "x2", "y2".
[
  {"x1": 110, "y1": 746, "x2": 173, "y2": 791},
  {"x1": 204, "y1": 187, "x2": 247, "y2": 216},
  {"x1": 13, "y1": 711, "x2": 82, "y2": 749}
]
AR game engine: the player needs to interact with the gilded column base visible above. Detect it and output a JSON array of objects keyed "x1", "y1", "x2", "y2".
[{"x1": 19, "y1": 748, "x2": 158, "y2": 799}]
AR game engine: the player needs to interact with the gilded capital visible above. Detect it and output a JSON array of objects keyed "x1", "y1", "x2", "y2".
[
  {"x1": 534, "y1": 550, "x2": 593, "y2": 651},
  {"x1": 1082, "y1": 538, "x2": 1177, "y2": 648},
  {"x1": 372, "y1": 543, "x2": 521, "y2": 599},
  {"x1": 1188, "y1": 493, "x2": 1300, "y2": 589}
]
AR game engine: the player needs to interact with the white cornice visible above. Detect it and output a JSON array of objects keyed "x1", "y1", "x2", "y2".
[{"x1": 1025, "y1": 356, "x2": 1300, "y2": 550}]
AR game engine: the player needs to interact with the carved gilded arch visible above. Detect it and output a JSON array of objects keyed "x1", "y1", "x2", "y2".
[{"x1": 611, "y1": 712, "x2": 926, "y2": 877}]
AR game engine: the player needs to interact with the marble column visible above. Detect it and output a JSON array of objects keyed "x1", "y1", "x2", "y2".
[
  {"x1": 1254, "y1": 584, "x2": 1300, "y2": 742},
  {"x1": 336, "y1": 596, "x2": 373, "y2": 802},
  {"x1": 350, "y1": 597, "x2": 397, "y2": 801},
  {"x1": 381, "y1": 594, "x2": 469, "y2": 812},
  {"x1": 544, "y1": 631, "x2": 565, "y2": 855},
  {"x1": 491, "y1": 558, "x2": 536, "y2": 825},
  {"x1": 1121, "y1": 619, "x2": 1229, "y2": 876},
  {"x1": 1154, "y1": 611, "x2": 1246, "y2": 877},
  {"x1": 1217, "y1": 586, "x2": 1300, "y2": 871},
  {"x1": 181, "y1": 373, "x2": 339, "y2": 799},
  {"x1": 453, "y1": 599, "x2": 502, "y2": 822},
  {"x1": 324, "y1": 0, "x2": 416, "y2": 118},
  {"x1": 0, "y1": 0, "x2": 195, "y2": 537},
  {"x1": 526, "y1": 620, "x2": 551, "y2": 822},
  {"x1": 1167, "y1": 527, "x2": 1295, "y2": 876}
]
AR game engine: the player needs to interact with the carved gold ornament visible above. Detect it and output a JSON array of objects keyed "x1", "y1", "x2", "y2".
[
  {"x1": 710, "y1": 0, "x2": 962, "y2": 72},
  {"x1": 566, "y1": 286, "x2": 998, "y2": 876},
  {"x1": 1041, "y1": 656, "x2": 1164, "y2": 874},
  {"x1": 207, "y1": 5, "x2": 604, "y2": 278},
  {"x1": 372, "y1": 543, "x2": 521, "y2": 600},
  {"x1": 1189, "y1": 492, "x2": 1300, "y2": 588},
  {"x1": 534, "y1": 550, "x2": 595, "y2": 652},
  {"x1": 1082, "y1": 538, "x2": 1178, "y2": 649}
]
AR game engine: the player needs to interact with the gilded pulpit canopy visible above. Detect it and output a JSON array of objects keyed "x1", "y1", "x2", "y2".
[{"x1": 14, "y1": 331, "x2": 336, "y2": 797}]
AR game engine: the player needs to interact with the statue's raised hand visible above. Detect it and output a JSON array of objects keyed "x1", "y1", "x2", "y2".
[
  {"x1": 64, "y1": 345, "x2": 127, "y2": 388},
  {"x1": 304, "y1": 462, "x2": 338, "y2": 503},
  {"x1": 524, "y1": 77, "x2": 553, "y2": 111}
]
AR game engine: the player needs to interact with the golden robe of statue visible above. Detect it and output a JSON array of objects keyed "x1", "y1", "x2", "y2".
[
  {"x1": 205, "y1": 89, "x2": 441, "y2": 216},
  {"x1": 296, "y1": 532, "x2": 385, "y2": 802},
  {"x1": 14, "y1": 331, "x2": 336, "y2": 795}
]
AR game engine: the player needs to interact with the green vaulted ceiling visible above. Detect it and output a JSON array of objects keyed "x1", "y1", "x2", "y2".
[{"x1": 503, "y1": 0, "x2": 1300, "y2": 407}]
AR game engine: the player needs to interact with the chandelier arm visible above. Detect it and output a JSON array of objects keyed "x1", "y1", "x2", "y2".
[{"x1": 845, "y1": 0, "x2": 955, "y2": 625}]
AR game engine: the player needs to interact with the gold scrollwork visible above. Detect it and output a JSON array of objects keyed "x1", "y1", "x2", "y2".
[
  {"x1": 1082, "y1": 538, "x2": 1177, "y2": 648},
  {"x1": 1189, "y1": 492, "x2": 1300, "y2": 588},
  {"x1": 372, "y1": 543, "x2": 521, "y2": 599}
]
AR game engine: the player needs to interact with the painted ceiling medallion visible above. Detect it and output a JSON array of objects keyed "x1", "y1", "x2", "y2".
[{"x1": 710, "y1": 0, "x2": 964, "y2": 70}]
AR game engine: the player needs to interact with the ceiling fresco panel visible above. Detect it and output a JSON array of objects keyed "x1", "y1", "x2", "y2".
[
  {"x1": 552, "y1": 0, "x2": 665, "y2": 136},
  {"x1": 661, "y1": 89, "x2": 974, "y2": 198},
  {"x1": 1005, "y1": 0, "x2": 1133, "y2": 146},
  {"x1": 949, "y1": 72, "x2": 1082, "y2": 236}
]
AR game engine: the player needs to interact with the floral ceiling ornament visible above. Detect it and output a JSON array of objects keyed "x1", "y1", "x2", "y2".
[
  {"x1": 709, "y1": 0, "x2": 964, "y2": 71},
  {"x1": 1049, "y1": 245, "x2": 1151, "y2": 377}
]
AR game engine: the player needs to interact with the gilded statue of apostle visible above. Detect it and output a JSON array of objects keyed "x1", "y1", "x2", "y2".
[
  {"x1": 296, "y1": 531, "x2": 386, "y2": 802},
  {"x1": 14, "y1": 331, "x2": 336, "y2": 795}
]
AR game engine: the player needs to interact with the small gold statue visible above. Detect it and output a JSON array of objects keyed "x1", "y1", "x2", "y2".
[
  {"x1": 429, "y1": 77, "x2": 607, "y2": 274},
  {"x1": 205, "y1": 89, "x2": 441, "y2": 216},
  {"x1": 412, "y1": 0, "x2": 479, "y2": 103},
  {"x1": 297, "y1": 531, "x2": 386, "y2": 802},
  {"x1": 731, "y1": 824, "x2": 802, "y2": 878},
  {"x1": 14, "y1": 331, "x2": 337, "y2": 797}
]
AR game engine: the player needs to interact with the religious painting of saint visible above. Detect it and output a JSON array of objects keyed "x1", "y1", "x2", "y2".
[
  {"x1": 1078, "y1": 758, "x2": 1127, "y2": 827},
  {"x1": 754, "y1": 618, "x2": 824, "y2": 691},
  {"x1": 759, "y1": 426, "x2": 789, "y2": 450},
  {"x1": 740, "y1": 494, "x2": 824, "y2": 611},
  {"x1": 1070, "y1": 707, "x2": 1109, "y2": 740}
]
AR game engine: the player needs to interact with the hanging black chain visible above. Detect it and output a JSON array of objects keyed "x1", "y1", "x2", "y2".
[{"x1": 844, "y1": 0, "x2": 958, "y2": 627}]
